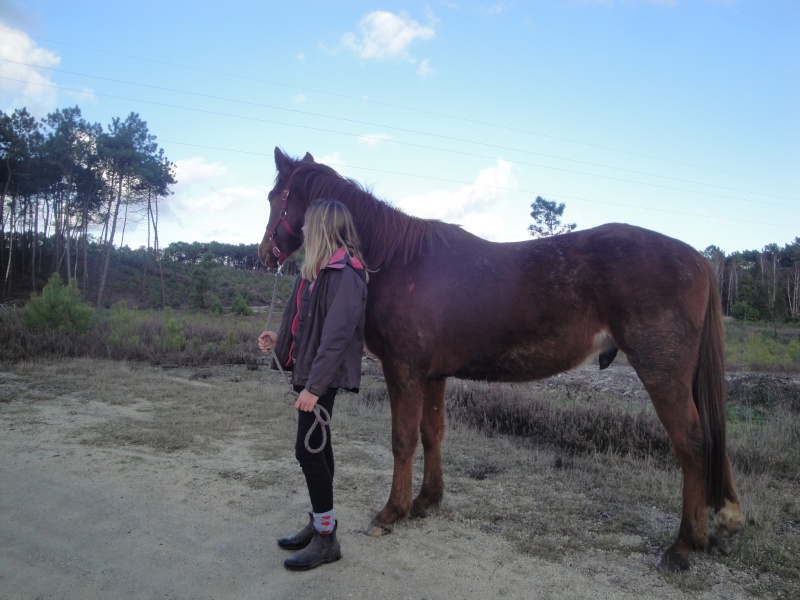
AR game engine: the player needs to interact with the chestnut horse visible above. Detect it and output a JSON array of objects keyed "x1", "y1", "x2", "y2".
[{"x1": 259, "y1": 148, "x2": 743, "y2": 571}]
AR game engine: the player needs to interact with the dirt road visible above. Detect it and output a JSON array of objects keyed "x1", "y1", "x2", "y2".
[{"x1": 0, "y1": 362, "x2": 766, "y2": 599}]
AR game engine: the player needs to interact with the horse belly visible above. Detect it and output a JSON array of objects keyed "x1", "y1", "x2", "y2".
[{"x1": 453, "y1": 331, "x2": 614, "y2": 383}]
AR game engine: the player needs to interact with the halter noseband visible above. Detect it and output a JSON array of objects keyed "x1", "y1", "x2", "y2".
[{"x1": 266, "y1": 168, "x2": 303, "y2": 265}]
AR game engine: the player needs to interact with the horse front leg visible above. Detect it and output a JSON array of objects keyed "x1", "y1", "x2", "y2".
[
  {"x1": 411, "y1": 378, "x2": 446, "y2": 517},
  {"x1": 367, "y1": 367, "x2": 424, "y2": 536}
]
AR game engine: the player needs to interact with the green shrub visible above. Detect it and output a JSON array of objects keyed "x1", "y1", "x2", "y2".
[
  {"x1": 107, "y1": 301, "x2": 141, "y2": 350},
  {"x1": 727, "y1": 328, "x2": 800, "y2": 371},
  {"x1": 231, "y1": 294, "x2": 252, "y2": 316},
  {"x1": 24, "y1": 274, "x2": 94, "y2": 334},
  {"x1": 731, "y1": 301, "x2": 762, "y2": 322},
  {"x1": 209, "y1": 294, "x2": 223, "y2": 315},
  {"x1": 162, "y1": 310, "x2": 186, "y2": 352},
  {"x1": 788, "y1": 339, "x2": 800, "y2": 364}
]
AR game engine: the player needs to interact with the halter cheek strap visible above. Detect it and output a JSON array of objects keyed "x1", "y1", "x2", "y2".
[{"x1": 266, "y1": 168, "x2": 303, "y2": 264}]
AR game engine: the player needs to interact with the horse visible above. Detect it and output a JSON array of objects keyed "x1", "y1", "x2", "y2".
[{"x1": 259, "y1": 147, "x2": 744, "y2": 571}]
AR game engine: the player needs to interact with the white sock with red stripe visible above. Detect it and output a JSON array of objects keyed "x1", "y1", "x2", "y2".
[{"x1": 312, "y1": 509, "x2": 336, "y2": 534}]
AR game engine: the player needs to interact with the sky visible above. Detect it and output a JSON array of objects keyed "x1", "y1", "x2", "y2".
[{"x1": 1, "y1": 0, "x2": 798, "y2": 255}]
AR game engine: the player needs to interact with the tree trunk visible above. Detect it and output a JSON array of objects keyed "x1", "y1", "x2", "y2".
[
  {"x1": 63, "y1": 177, "x2": 74, "y2": 284},
  {"x1": 726, "y1": 265, "x2": 739, "y2": 316},
  {"x1": 39, "y1": 195, "x2": 51, "y2": 281},
  {"x1": 80, "y1": 187, "x2": 92, "y2": 297},
  {"x1": 3, "y1": 195, "x2": 17, "y2": 295},
  {"x1": 96, "y1": 176, "x2": 124, "y2": 306},
  {"x1": 788, "y1": 266, "x2": 800, "y2": 319},
  {"x1": 120, "y1": 196, "x2": 129, "y2": 248},
  {"x1": 30, "y1": 195, "x2": 39, "y2": 290},
  {"x1": 152, "y1": 194, "x2": 166, "y2": 308},
  {"x1": 0, "y1": 156, "x2": 10, "y2": 294},
  {"x1": 52, "y1": 186, "x2": 63, "y2": 275},
  {"x1": 141, "y1": 191, "x2": 151, "y2": 301}
]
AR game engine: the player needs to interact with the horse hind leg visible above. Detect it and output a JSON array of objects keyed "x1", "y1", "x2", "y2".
[
  {"x1": 707, "y1": 456, "x2": 744, "y2": 555},
  {"x1": 634, "y1": 371, "x2": 711, "y2": 571},
  {"x1": 411, "y1": 378, "x2": 447, "y2": 518}
]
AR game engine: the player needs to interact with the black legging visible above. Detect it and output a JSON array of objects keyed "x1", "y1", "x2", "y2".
[{"x1": 294, "y1": 386, "x2": 337, "y2": 514}]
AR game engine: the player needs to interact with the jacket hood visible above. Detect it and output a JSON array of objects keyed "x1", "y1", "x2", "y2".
[{"x1": 325, "y1": 247, "x2": 364, "y2": 272}]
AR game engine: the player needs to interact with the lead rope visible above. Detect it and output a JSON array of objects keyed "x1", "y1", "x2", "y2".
[{"x1": 264, "y1": 265, "x2": 330, "y2": 454}]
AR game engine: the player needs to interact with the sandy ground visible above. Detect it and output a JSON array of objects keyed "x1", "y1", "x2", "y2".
[{"x1": 0, "y1": 365, "x2": 766, "y2": 600}]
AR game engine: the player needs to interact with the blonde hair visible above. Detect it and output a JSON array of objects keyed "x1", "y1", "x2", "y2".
[{"x1": 300, "y1": 200, "x2": 367, "y2": 282}]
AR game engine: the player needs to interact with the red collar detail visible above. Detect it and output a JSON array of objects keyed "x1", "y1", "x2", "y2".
[{"x1": 326, "y1": 247, "x2": 364, "y2": 271}]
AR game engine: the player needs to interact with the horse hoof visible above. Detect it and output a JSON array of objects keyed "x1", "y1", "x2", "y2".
[
  {"x1": 657, "y1": 547, "x2": 690, "y2": 572},
  {"x1": 364, "y1": 521, "x2": 392, "y2": 537},
  {"x1": 706, "y1": 532, "x2": 731, "y2": 556},
  {"x1": 717, "y1": 499, "x2": 745, "y2": 533}
]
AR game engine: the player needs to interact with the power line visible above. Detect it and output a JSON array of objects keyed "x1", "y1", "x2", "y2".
[
  {"x1": 161, "y1": 139, "x2": 799, "y2": 231},
  {"x1": 3, "y1": 75, "x2": 799, "y2": 212},
  {"x1": 9, "y1": 30, "x2": 799, "y2": 188},
  {"x1": 3, "y1": 57, "x2": 798, "y2": 204}
]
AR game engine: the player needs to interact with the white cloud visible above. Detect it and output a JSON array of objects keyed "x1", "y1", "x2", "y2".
[
  {"x1": 168, "y1": 157, "x2": 252, "y2": 216},
  {"x1": 128, "y1": 180, "x2": 269, "y2": 247},
  {"x1": 316, "y1": 151, "x2": 344, "y2": 168},
  {"x1": 460, "y1": 211, "x2": 513, "y2": 241},
  {"x1": 189, "y1": 186, "x2": 257, "y2": 212},
  {"x1": 576, "y1": 0, "x2": 677, "y2": 7},
  {"x1": 0, "y1": 20, "x2": 61, "y2": 115},
  {"x1": 479, "y1": 3, "x2": 510, "y2": 16},
  {"x1": 417, "y1": 58, "x2": 433, "y2": 78},
  {"x1": 64, "y1": 85, "x2": 96, "y2": 106},
  {"x1": 174, "y1": 157, "x2": 227, "y2": 187},
  {"x1": 397, "y1": 159, "x2": 515, "y2": 221},
  {"x1": 357, "y1": 133, "x2": 392, "y2": 149},
  {"x1": 342, "y1": 11, "x2": 435, "y2": 61},
  {"x1": 293, "y1": 93, "x2": 308, "y2": 104}
]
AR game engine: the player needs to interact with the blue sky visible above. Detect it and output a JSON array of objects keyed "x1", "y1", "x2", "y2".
[{"x1": 1, "y1": 0, "x2": 798, "y2": 254}]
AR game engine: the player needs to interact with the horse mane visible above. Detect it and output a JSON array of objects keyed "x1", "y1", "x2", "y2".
[{"x1": 296, "y1": 161, "x2": 458, "y2": 269}]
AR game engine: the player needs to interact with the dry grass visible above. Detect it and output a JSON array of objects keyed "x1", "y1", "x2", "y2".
[
  {"x1": 356, "y1": 369, "x2": 800, "y2": 597},
  {"x1": 1, "y1": 358, "x2": 798, "y2": 598}
]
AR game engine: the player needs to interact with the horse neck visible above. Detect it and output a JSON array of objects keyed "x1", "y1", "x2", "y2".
[{"x1": 305, "y1": 170, "x2": 428, "y2": 270}]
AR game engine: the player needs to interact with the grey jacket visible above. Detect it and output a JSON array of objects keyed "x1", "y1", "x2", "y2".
[{"x1": 272, "y1": 251, "x2": 367, "y2": 396}]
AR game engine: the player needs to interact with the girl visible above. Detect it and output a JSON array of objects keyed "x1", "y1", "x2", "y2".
[{"x1": 258, "y1": 200, "x2": 368, "y2": 571}]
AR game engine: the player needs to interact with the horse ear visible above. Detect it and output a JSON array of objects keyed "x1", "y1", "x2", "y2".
[
  {"x1": 274, "y1": 147, "x2": 294, "y2": 174},
  {"x1": 302, "y1": 152, "x2": 315, "y2": 163}
]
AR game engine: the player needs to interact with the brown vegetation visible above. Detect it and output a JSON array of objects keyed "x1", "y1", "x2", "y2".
[{"x1": 1, "y1": 358, "x2": 797, "y2": 597}]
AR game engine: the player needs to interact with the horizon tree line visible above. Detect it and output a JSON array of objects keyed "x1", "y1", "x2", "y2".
[
  {"x1": 3, "y1": 104, "x2": 799, "y2": 322},
  {"x1": 1, "y1": 105, "x2": 175, "y2": 306}
]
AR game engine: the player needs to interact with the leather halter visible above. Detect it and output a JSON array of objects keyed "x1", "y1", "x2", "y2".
[{"x1": 266, "y1": 168, "x2": 303, "y2": 265}]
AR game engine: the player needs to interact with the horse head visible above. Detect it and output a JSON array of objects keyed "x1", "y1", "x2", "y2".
[{"x1": 258, "y1": 148, "x2": 315, "y2": 268}]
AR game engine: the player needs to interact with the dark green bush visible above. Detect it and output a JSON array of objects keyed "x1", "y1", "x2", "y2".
[
  {"x1": 231, "y1": 294, "x2": 252, "y2": 316},
  {"x1": 731, "y1": 301, "x2": 762, "y2": 322},
  {"x1": 24, "y1": 274, "x2": 94, "y2": 334}
]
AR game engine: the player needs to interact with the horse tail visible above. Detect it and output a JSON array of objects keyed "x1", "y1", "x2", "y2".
[{"x1": 693, "y1": 268, "x2": 727, "y2": 510}]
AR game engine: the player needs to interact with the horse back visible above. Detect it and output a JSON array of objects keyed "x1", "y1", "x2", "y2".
[{"x1": 365, "y1": 222, "x2": 714, "y2": 383}]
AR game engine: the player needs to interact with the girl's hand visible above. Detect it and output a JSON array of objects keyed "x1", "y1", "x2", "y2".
[
  {"x1": 258, "y1": 330, "x2": 277, "y2": 353},
  {"x1": 295, "y1": 389, "x2": 319, "y2": 412}
]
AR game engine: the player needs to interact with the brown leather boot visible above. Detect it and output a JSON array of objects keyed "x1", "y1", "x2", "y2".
[
  {"x1": 277, "y1": 513, "x2": 314, "y2": 551},
  {"x1": 283, "y1": 522, "x2": 341, "y2": 571}
]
